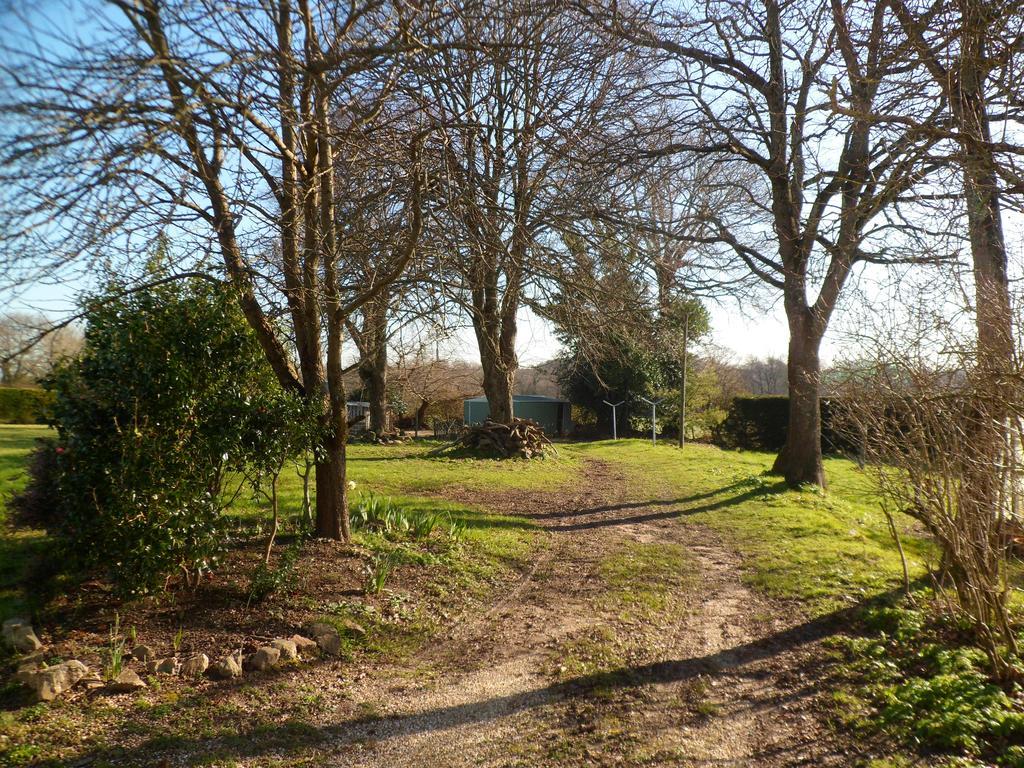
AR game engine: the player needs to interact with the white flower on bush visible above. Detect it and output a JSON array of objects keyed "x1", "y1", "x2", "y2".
[{"x1": 347, "y1": 480, "x2": 357, "y2": 491}]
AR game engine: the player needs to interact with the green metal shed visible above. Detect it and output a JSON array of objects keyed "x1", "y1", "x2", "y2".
[{"x1": 463, "y1": 394, "x2": 573, "y2": 437}]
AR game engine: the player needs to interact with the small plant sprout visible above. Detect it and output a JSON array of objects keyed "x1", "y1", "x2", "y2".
[
  {"x1": 173, "y1": 626, "x2": 184, "y2": 654},
  {"x1": 409, "y1": 510, "x2": 444, "y2": 540},
  {"x1": 447, "y1": 513, "x2": 467, "y2": 541},
  {"x1": 106, "y1": 613, "x2": 126, "y2": 681},
  {"x1": 364, "y1": 552, "x2": 400, "y2": 594}
]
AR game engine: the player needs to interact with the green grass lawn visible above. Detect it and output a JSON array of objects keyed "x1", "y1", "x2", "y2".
[
  {"x1": 0, "y1": 431, "x2": 928, "y2": 623},
  {"x1": 0, "y1": 426, "x2": 52, "y2": 618},
  {"x1": 226, "y1": 439, "x2": 580, "y2": 532},
  {"x1": 0, "y1": 430, "x2": 945, "y2": 768},
  {"x1": 576, "y1": 440, "x2": 932, "y2": 611}
]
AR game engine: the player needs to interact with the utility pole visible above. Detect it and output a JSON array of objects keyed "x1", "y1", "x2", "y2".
[
  {"x1": 678, "y1": 312, "x2": 689, "y2": 450},
  {"x1": 639, "y1": 397, "x2": 664, "y2": 446},
  {"x1": 603, "y1": 399, "x2": 625, "y2": 440}
]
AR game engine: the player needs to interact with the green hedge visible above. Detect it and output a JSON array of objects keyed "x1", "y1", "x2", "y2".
[
  {"x1": 0, "y1": 387, "x2": 53, "y2": 424},
  {"x1": 712, "y1": 395, "x2": 854, "y2": 453}
]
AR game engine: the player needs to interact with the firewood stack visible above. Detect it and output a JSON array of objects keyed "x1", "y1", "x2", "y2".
[{"x1": 456, "y1": 418, "x2": 553, "y2": 458}]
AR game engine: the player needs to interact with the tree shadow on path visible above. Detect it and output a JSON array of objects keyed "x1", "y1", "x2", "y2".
[
  {"x1": 78, "y1": 590, "x2": 889, "y2": 767},
  {"x1": 537, "y1": 481, "x2": 789, "y2": 532}
]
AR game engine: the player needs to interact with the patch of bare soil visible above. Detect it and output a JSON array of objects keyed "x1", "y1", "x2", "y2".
[
  {"x1": 1, "y1": 531, "x2": 448, "y2": 715},
  {"x1": 318, "y1": 459, "x2": 860, "y2": 767}
]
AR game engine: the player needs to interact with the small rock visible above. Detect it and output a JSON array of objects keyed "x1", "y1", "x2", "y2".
[
  {"x1": 65, "y1": 660, "x2": 89, "y2": 679},
  {"x1": 151, "y1": 657, "x2": 179, "y2": 675},
  {"x1": 107, "y1": 668, "x2": 146, "y2": 693},
  {"x1": 132, "y1": 644, "x2": 156, "y2": 662},
  {"x1": 17, "y1": 660, "x2": 89, "y2": 702},
  {"x1": 2, "y1": 617, "x2": 42, "y2": 653},
  {"x1": 246, "y1": 646, "x2": 280, "y2": 672},
  {"x1": 304, "y1": 622, "x2": 344, "y2": 656},
  {"x1": 270, "y1": 638, "x2": 298, "y2": 661},
  {"x1": 304, "y1": 621, "x2": 336, "y2": 638},
  {"x1": 180, "y1": 654, "x2": 209, "y2": 678},
  {"x1": 314, "y1": 631, "x2": 342, "y2": 656},
  {"x1": 208, "y1": 651, "x2": 243, "y2": 679},
  {"x1": 290, "y1": 634, "x2": 319, "y2": 656},
  {"x1": 80, "y1": 675, "x2": 106, "y2": 691}
]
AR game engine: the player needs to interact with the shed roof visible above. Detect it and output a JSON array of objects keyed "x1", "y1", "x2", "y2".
[{"x1": 464, "y1": 394, "x2": 569, "y2": 404}]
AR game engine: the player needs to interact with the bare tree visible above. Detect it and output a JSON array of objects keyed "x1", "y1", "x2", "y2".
[
  {"x1": 0, "y1": 0, "x2": 437, "y2": 539},
  {"x1": 415, "y1": 0, "x2": 653, "y2": 424},
  {"x1": 835, "y1": 287, "x2": 1024, "y2": 679},
  {"x1": 883, "y1": 0, "x2": 1024, "y2": 558},
  {"x1": 741, "y1": 356, "x2": 789, "y2": 396},
  {"x1": 594, "y1": 0, "x2": 946, "y2": 486},
  {"x1": 391, "y1": 353, "x2": 481, "y2": 430},
  {"x1": 0, "y1": 313, "x2": 82, "y2": 386},
  {"x1": 335, "y1": 112, "x2": 445, "y2": 437}
]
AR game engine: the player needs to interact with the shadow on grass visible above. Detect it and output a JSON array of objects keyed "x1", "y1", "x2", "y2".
[
  {"x1": 521, "y1": 479, "x2": 763, "y2": 521},
  {"x1": 450, "y1": 512, "x2": 536, "y2": 532},
  {"x1": 537, "y1": 481, "x2": 790, "y2": 533},
  {"x1": 67, "y1": 587, "x2": 904, "y2": 767},
  {"x1": 347, "y1": 453, "x2": 427, "y2": 463}
]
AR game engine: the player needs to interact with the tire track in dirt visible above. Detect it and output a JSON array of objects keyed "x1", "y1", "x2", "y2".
[{"x1": 326, "y1": 458, "x2": 850, "y2": 767}]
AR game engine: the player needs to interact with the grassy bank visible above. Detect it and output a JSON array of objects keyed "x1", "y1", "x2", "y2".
[{"x1": 576, "y1": 440, "x2": 932, "y2": 612}]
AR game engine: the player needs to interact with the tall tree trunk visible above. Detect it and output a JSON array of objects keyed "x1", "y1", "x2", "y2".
[
  {"x1": 357, "y1": 294, "x2": 389, "y2": 434},
  {"x1": 956, "y1": 2, "x2": 1013, "y2": 642},
  {"x1": 313, "y1": 61, "x2": 349, "y2": 541},
  {"x1": 362, "y1": 363, "x2": 387, "y2": 434},
  {"x1": 358, "y1": 350, "x2": 388, "y2": 435},
  {"x1": 678, "y1": 315, "x2": 689, "y2": 450},
  {"x1": 473, "y1": 298, "x2": 518, "y2": 424},
  {"x1": 957, "y1": 6, "x2": 1012, "y2": 377},
  {"x1": 480, "y1": 353, "x2": 515, "y2": 423},
  {"x1": 772, "y1": 311, "x2": 825, "y2": 487}
]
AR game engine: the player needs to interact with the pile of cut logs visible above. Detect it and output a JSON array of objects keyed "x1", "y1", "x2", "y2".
[{"x1": 456, "y1": 418, "x2": 552, "y2": 458}]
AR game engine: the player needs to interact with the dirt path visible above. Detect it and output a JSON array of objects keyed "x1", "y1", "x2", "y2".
[{"x1": 321, "y1": 459, "x2": 852, "y2": 767}]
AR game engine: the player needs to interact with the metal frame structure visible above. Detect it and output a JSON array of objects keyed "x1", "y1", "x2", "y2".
[
  {"x1": 639, "y1": 396, "x2": 664, "y2": 445},
  {"x1": 602, "y1": 400, "x2": 625, "y2": 440}
]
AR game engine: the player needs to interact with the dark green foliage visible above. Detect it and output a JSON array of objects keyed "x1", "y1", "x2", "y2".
[
  {"x1": 714, "y1": 396, "x2": 791, "y2": 450},
  {"x1": 558, "y1": 331, "x2": 674, "y2": 429},
  {"x1": 0, "y1": 388, "x2": 52, "y2": 424},
  {"x1": 835, "y1": 603, "x2": 1024, "y2": 764},
  {"x1": 548, "y1": 241, "x2": 711, "y2": 436},
  {"x1": 247, "y1": 539, "x2": 302, "y2": 606},
  {"x1": 45, "y1": 278, "x2": 301, "y2": 596},
  {"x1": 713, "y1": 396, "x2": 854, "y2": 453}
]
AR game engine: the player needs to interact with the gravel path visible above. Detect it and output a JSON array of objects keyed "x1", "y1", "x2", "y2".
[{"x1": 324, "y1": 459, "x2": 852, "y2": 767}]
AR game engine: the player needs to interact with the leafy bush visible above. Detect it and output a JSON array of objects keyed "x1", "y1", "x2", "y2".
[
  {"x1": 247, "y1": 539, "x2": 302, "y2": 606},
  {"x1": 712, "y1": 396, "x2": 855, "y2": 452},
  {"x1": 836, "y1": 603, "x2": 1024, "y2": 764},
  {"x1": 0, "y1": 387, "x2": 52, "y2": 424},
  {"x1": 45, "y1": 277, "x2": 301, "y2": 596}
]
